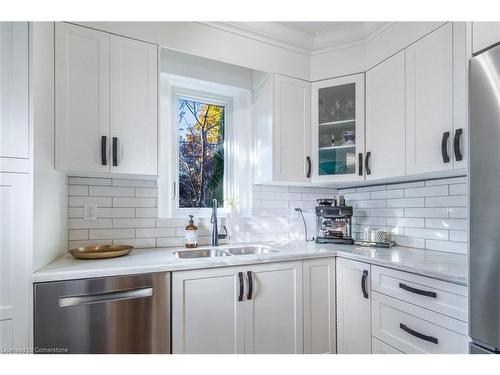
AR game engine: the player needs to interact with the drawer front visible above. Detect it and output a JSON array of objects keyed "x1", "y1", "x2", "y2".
[
  {"x1": 372, "y1": 337, "x2": 403, "y2": 354},
  {"x1": 372, "y1": 291, "x2": 469, "y2": 354},
  {"x1": 371, "y1": 265, "x2": 467, "y2": 321}
]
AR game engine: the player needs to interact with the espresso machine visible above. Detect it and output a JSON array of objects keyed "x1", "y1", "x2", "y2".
[{"x1": 315, "y1": 197, "x2": 354, "y2": 244}]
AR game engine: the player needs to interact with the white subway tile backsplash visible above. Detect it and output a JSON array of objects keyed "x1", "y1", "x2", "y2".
[
  {"x1": 67, "y1": 176, "x2": 467, "y2": 254},
  {"x1": 69, "y1": 239, "x2": 113, "y2": 248},
  {"x1": 404, "y1": 185, "x2": 448, "y2": 198},
  {"x1": 113, "y1": 197, "x2": 156, "y2": 208},
  {"x1": 69, "y1": 196, "x2": 112, "y2": 207},
  {"x1": 68, "y1": 185, "x2": 88, "y2": 196},
  {"x1": 425, "y1": 240, "x2": 467, "y2": 254},
  {"x1": 425, "y1": 195, "x2": 467, "y2": 207},
  {"x1": 370, "y1": 189, "x2": 404, "y2": 199},
  {"x1": 90, "y1": 186, "x2": 134, "y2": 197},
  {"x1": 113, "y1": 218, "x2": 155, "y2": 228},
  {"x1": 89, "y1": 229, "x2": 135, "y2": 240},
  {"x1": 386, "y1": 198, "x2": 424, "y2": 208}
]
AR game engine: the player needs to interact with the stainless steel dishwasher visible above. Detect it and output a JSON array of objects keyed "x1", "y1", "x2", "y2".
[{"x1": 34, "y1": 272, "x2": 170, "y2": 354}]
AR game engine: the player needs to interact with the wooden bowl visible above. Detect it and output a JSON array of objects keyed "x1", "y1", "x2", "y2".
[{"x1": 69, "y1": 245, "x2": 133, "y2": 259}]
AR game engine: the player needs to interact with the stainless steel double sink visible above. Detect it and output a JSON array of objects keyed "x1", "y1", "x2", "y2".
[{"x1": 173, "y1": 245, "x2": 278, "y2": 258}]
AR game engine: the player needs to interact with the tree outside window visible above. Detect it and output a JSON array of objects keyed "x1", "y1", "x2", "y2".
[{"x1": 177, "y1": 98, "x2": 225, "y2": 208}]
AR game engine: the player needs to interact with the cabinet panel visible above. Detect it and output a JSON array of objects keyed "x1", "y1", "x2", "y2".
[
  {"x1": 303, "y1": 258, "x2": 336, "y2": 354},
  {"x1": 336, "y1": 258, "x2": 371, "y2": 353},
  {"x1": 172, "y1": 267, "x2": 245, "y2": 354},
  {"x1": 55, "y1": 22, "x2": 110, "y2": 173},
  {"x1": 0, "y1": 172, "x2": 30, "y2": 350},
  {"x1": 311, "y1": 74, "x2": 365, "y2": 183},
  {"x1": 372, "y1": 337, "x2": 403, "y2": 354},
  {"x1": 245, "y1": 261, "x2": 303, "y2": 354},
  {"x1": 110, "y1": 35, "x2": 157, "y2": 175},
  {"x1": 366, "y1": 51, "x2": 406, "y2": 179},
  {"x1": 405, "y1": 23, "x2": 454, "y2": 175},
  {"x1": 0, "y1": 22, "x2": 29, "y2": 159},
  {"x1": 273, "y1": 74, "x2": 310, "y2": 183},
  {"x1": 473, "y1": 22, "x2": 500, "y2": 54}
]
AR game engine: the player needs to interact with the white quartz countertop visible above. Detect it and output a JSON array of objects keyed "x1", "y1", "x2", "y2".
[{"x1": 32, "y1": 241, "x2": 468, "y2": 285}]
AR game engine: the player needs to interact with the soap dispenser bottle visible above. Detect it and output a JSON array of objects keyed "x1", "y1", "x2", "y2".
[{"x1": 185, "y1": 215, "x2": 198, "y2": 248}]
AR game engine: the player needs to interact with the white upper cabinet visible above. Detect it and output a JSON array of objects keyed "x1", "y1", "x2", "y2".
[
  {"x1": 473, "y1": 22, "x2": 500, "y2": 54},
  {"x1": 405, "y1": 23, "x2": 454, "y2": 176},
  {"x1": 110, "y1": 35, "x2": 157, "y2": 175},
  {"x1": 0, "y1": 22, "x2": 29, "y2": 159},
  {"x1": 253, "y1": 73, "x2": 311, "y2": 185},
  {"x1": 55, "y1": 22, "x2": 158, "y2": 176},
  {"x1": 311, "y1": 74, "x2": 365, "y2": 183},
  {"x1": 55, "y1": 23, "x2": 110, "y2": 173},
  {"x1": 366, "y1": 51, "x2": 406, "y2": 180}
]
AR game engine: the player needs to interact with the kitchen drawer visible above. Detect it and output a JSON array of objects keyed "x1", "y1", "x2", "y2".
[
  {"x1": 372, "y1": 337, "x2": 402, "y2": 354},
  {"x1": 371, "y1": 265, "x2": 467, "y2": 321},
  {"x1": 372, "y1": 291, "x2": 469, "y2": 354}
]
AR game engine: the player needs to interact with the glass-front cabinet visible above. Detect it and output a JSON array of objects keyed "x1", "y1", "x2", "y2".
[{"x1": 311, "y1": 74, "x2": 365, "y2": 182}]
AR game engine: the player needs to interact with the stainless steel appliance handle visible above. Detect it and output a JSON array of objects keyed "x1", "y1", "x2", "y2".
[{"x1": 59, "y1": 287, "x2": 153, "y2": 307}]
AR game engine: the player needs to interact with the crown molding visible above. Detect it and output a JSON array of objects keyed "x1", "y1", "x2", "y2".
[{"x1": 201, "y1": 21, "x2": 395, "y2": 56}]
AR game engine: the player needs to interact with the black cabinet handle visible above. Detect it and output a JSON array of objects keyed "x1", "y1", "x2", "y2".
[
  {"x1": 101, "y1": 136, "x2": 107, "y2": 166},
  {"x1": 238, "y1": 272, "x2": 244, "y2": 302},
  {"x1": 454, "y1": 128, "x2": 463, "y2": 161},
  {"x1": 365, "y1": 152, "x2": 371, "y2": 175},
  {"x1": 112, "y1": 137, "x2": 118, "y2": 166},
  {"x1": 400, "y1": 323, "x2": 438, "y2": 344},
  {"x1": 441, "y1": 131, "x2": 450, "y2": 163},
  {"x1": 306, "y1": 156, "x2": 311, "y2": 178},
  {"x1": 399, "y1": 283, "x2": 437, "y2": 298},
  {"x1": 361, "y1": 270, "x2": 369, "y2": 299},
  {"x1": 358, "y1": 153, "x2": 363, "y2": 176},
  {"x1": 247, "y1": 271, "x2": 253, "y2": 300}
]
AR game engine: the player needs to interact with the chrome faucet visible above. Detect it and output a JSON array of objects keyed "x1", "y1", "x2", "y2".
[{"x1": 211, "y1": 198, "x2": 227, "y2": 246}]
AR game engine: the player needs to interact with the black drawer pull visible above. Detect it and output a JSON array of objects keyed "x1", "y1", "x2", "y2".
[
  {"x1": 361, "y1": 270, "x2": 369, "y2": 299},
  {"x1": 358, "y1": 153, "x2": 363, "y2": 176},
  {"x1": 365, "y1": 152, "x2": 371, "y2": 175},
  {"x1": 238, "y1": 272, "x2": 244, "y2": 302},
  {"x1": 400, "y1": 323, "x2": 438, "y2": 344},
  {"x1": 399, "y1": 283, "x2": 437, "y2": 298},
  {"x1": 101, "y1": 136, "x2": 107, "y2": 165},
  {"x1": 112, "y1": 137, "x2": 118, "y2": 166},
  {"x1": 454, "y1": 128, "x2": 463, "y2": 161},
  {"x1": 441, "y1": 131, "x2": 450, "y2": 163},
  {"x1": 247, "y1": 271, "x2": 253, "y2": 300}
]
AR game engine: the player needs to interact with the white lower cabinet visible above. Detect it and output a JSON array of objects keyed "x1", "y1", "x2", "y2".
[
  {"x1": 172, "y1": 261, "x2": 303, "y2": 354},
  {"x1": 0, "y1": 172, "x2": 30, "y2": 351},
  {"x1": 336, "y1": 258, "x2": 372, "y2": 354},
  {"x1": 371, "y1": 291, "x2": 469, "y2": 354},
  {"x1": 303, "y1": 258, "x2": 336, "y2": 354}
]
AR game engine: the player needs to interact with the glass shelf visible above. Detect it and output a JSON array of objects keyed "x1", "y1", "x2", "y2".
[
  {"x1": 319, "y1": 119, "x2": 356, "y2": 127},
  {"x1": 319, "y1": 144, "x2": 355, "y2": 151}
]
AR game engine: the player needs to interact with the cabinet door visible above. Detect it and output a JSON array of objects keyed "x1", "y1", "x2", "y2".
[
  {"x1": 473, "y1": 22, "x2": 500, "y2": 54},
  {"x1": 0, "y1": 22, "x2": 29, "y2": 159},
  {"x1": 110, "y1": 35, "x2": 157, "y2": 175},
  {"x1": 366, "y1": 51, "x2": 406, "y2": 180},
  {"x1": 273, "y1": 74, "x2": 311, "y2": 183},
  {"x1": 0, "y1": 172, "x2": 30, "y2": 351},
  {"x1": 311, "y1": 74, "x2": 365, "y2": 183},
  {"x1": 336, "y1": 258, "x2": 371, "y2": 354},
  {"x1": 303, "y1": 258, "x2": 336, "y2": 354},
  {"x1": 172, "y1": 267, "x2": 245, "y2": 354},
  {"x1": 244, "y1": 261, "x2": 303, "y2": 354},
  {"x1": 55, "y1": 22, "x2": 110, "y2": 173},
  {"x1": 405, "y1": 23, "x2": 453, "y2": 175}
]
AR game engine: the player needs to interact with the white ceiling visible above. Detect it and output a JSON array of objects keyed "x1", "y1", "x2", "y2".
[{"x1": 203, "y1": 21, "x2": 393, "y2": 55}]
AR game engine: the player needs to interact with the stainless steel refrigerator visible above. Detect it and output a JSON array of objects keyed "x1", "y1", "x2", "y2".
[{"x1": 469, "y1": 42, "x2": 500, "y2": 354}]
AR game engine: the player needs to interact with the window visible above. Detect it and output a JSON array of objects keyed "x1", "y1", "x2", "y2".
[{"x1": 177, "y1": 97, "x2": 225, "y2": 208}]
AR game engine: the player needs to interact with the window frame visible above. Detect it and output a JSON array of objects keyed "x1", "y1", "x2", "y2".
[{"x1": 170, "y1": 87, "x2": 234, "y2": 218}]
